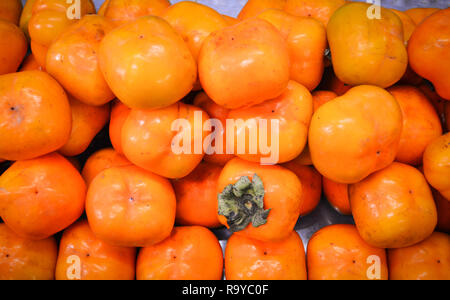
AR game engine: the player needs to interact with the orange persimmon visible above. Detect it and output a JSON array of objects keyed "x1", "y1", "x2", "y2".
[
  {"x1": 0, "y1": 20, "x2": 27, "y2": 75},
  {"x1": 19, "y1": 0, "x2": 37, "y2": 39},
  {"x1": 312, "y1": 90, "x2": 337, "y2": 112},
  {"x1": 0, "y1": 0, "x2": 22, "y2": 25},
  {"x1": 19, "y1": 54, "x2": 44, "y2": 72},
  {"x1": 322, "y1": 177, "x2": 351, "y2": 215},
  {"x1": 284, "y1": 0, "x2": 346, "y2": 27},
  {"x1": 109, "y1": 100, "x2": 130, "y2": 155},
  {"x1": 405, "y1": 7, "x2": 439, "y2": 25},
  {"x1": 423, "y1": 133, "x2": 450, "y2": 200},
  {"x1": 137, "y1": 226, "x2": 223, "y2": 280},
  {"x1": 238, "y1": 0, "x2": 287, "y2": 20},
  {"x1": 103, "y1": 0, "x2": 170, "y2": 25}
]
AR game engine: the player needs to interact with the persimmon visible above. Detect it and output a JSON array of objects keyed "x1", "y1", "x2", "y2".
[
  {"x1": 388, "y1": 86, "x2": 442, "y2": 165},
  {"x1": 172, "y1": 162, "x2": 222, "y2": 228},
  {"x1": 307, "y1": 224, "x2": 388, "y2": 280},
  {"x1": 309, "y1": 85, "x2": 403, "y2": 184},
  {"x1": 327, "y1": 2, "x2": 407, "y2": 88},
  {"x1": 294, "y1": 145, "x2": 313, "y2": 166},
  {"x1": 388, "y1": 231, "x2": 450, "y2": 280},
  {"x1": 121, "y1": 102, "x2": 208, "y2": 179},
  {"x1": 238, "y1": 0, "x2": 287, "y2": 20},
  {"x1": 103, "y1": 0, "x2": 170, "y2": 25},
  {"x1": 312, "y1": 90, "x2": 337, "y2": 112},
  {"x1": 282, "y1": 162, "x2": 322, "y2": 216},
  {"x1": 391, "y1": 9, "x2": 416, "y2": 43},
  {"x1": 19, "y1": 0, "x2": 37, "y2": 39},
  {"x1": 55, "y1": 220, "x2": 136, "y2": 280},
  {"x1": 199, "y1": 18, "x2": 290, "y2": 109},
  {"x1": 434, "y1": 190, "x2": 450, "y2": 233},
  {"x1": 222, "y1": 15, "x2": 239, "y2": 26},
  {"x1": 46, "y1": 15, "x2": 116, "y2": 106},
  {"x1": 0, "y1": 153, "x2": 86, "y2": 240},
  {"x1": 329, "y1": 72, "x2": 352, "y2": 96},
  {"x1": 408, "y1": 8, "x2": 450, "y2": 100},
  {"x1": 81, "y1": 148, "x2": 131, "y2": 186},
  {"x1": 0, "y1": 0, "x2": 22, "y2": 25},
  {"x1": 284, "y1": 0, "x2": 346, "y2": 27},
  {"x1": 59, "y1": 96, "x2": 110, "y2": 157},
  {"x1": 258, "y1": 9, "x2": 327, "y2": 91},
  {"x1": 19, "y1": 54, "x2": 44, "y2": 72},
  {"x1": 217, "y1": 158, "x2": 302, "y2": 242},
  {"x1": 419, "y1": 83, "x2": 446, "y2": 126},
  {"x1": 30, "y1": 40, "x2": 49, "y2": 67},
  {"x1": 109, "y1": 100, "x2": 130, "y2": 155},
  {"x1": 0, "y1": 223, "x2": 57, "y2": 280},
  {"x1": 99, "y1": 16, "x2": 197, "y2": 109},
  {"x1": 405, "y1": 7, "x2": 439, "y2": 25},
  {"x1": 423, "y1": 133, "x2": 450, "y2": 200},
  {"x1": 193, "y1": 92, "x2": 234, "y2": 166},
  {"x1": 225, "y1": 231, "x2": 307, "y2": 280},
  {"x1": 0, "y1": 20, "x2": 27, "y2": 75},
  {"x1": 0, "y1": 71, "x2": 71, "y2": 161},
  {"x1": 86, "y1": 165, "x2": 176, "y2": 247},
  {"x1": 228, "y1": 80, "x2": 312, "y2": 164},
  {"x1": 137, "y1": 226, "x2": 223, "y2": 280},
  {"x1": 350, "y1": 162, "x2": 437, "y2": 248},
  {"x1": 323, "y1": 177, "x2": 351, "y2": 215}
]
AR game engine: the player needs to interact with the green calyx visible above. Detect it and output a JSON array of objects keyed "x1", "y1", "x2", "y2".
[{"x1": 218, "y1": 174, "x2": 271, "y2": 233}]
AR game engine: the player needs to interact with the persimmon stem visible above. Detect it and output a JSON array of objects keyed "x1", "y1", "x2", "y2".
[{"x1": 218, "y1": 174, "x2": 270, "y2": 233}]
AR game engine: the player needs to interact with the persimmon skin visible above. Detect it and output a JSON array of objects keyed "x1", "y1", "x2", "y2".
[
  {"x1": 323, "y1": 177, "x2": 351, "y2": 215},
  {"x1": 0, "y1": 153, "x2": 86, "y2": 240},
  {"x1": 388, "y1": 86, "x2": 442, "y2": 166},
  {"x1": 0, "y1": 20, "x2": 27, "y2": 75},
  {"x1": 81, "y1": 148, "x2": 131, "y2": 186},
  {"x1": 121, "y1": 103, "x2": 208, "y2": 179},
  {"x1": 238, "y1": 0, "x2": 287, "y2": 20},
  {"x1": 199, "y1": 18, "x2": 290, "y2": 109},
  {"x1": 30, "y1": 40, "x2": 49, "y2": 67},
  {"x1": 258, "y1": 10, "x2": 327, "y2": 91},
  {"x1": 309, "y1": 85, "x2": 403, "y2": 184},
  {"x1": 282, "y1": 162, "x2": 322, "y2": 216},
  {"x1": 388, "y1": 232, "x2": 450, "y2": 280},
  {"x1": 217, "y1": 158, "x2": 302, "y2": 242},
  {"x1": 423, "y1": 133, "x2": 450, "y2": 200},
  {"x1": 109, "y1": 100, "x2": 131, "y2": 155},
  {"x1": 103, "y1": 0, "x2": 170, "y2": 25},
  {"x1": 0, "y1": 0, "x2": 22, "y2": 25},
  {"x1": 0, "y1": 71, "x2": 72, "y2": 161},
  {"x1": 408, "y1": 9, "x2": 450, "y2": 100},
  {"x1": 46, "y1": 15, "x2": 116, "y2": 106},
  {"x1": 86, "y1": 165, "x2": 176, "y2": 247},
  {"x1": 55, "y1": 220, "x2": 136, "y2": 280},
  {"x1": 99, "y1": 16, "x2": 197, "y2": 110},
  {"x1": 307, "y1": 224, "x2": 388, "y2": 280},
  {"x1": 225, "y1": 231, "x2": 307, "y2": 280},
  {"x1": 405, "y1": 7, "x2": 439, "y2": 25},
  {"x1": 19, "y1": 54, "x2": 44, "y2": 72},
  {"x1": 19, "y1": 0, "x2": 37, "y2": 39},
  {"x1": 0, "y1": 223, "x2": 57, "y2": 280},
  {"x1": 350, "y1": 162, "x2": 438, "y2": 249},
  {"x1": 59, "y1": 97, "x2": 110, "y2": 157},
  {"x1": 193, "y1": 92, "x2": 234, "y2": 166},
  {"x1": 312, "y1": 90, "x2": 337, "y2": 112},
  {"x1": 327, "y1": 2, "x2": 407, "y2": 88},
  {"x1": 284, "y1": 0, "x2": 346, "y2": 27},
  {"x1": 228, "y1": 80, "x2": 313, "y2": 164},
  {"x1": 137, "y1": 226, "x2": 223, "y2": 280},
  {"x1": 172, "y1": 162, "x2": 222, "y2": 228},
  {"x1": 390, "y1": 9, "x2": 416, "y2": 43}
]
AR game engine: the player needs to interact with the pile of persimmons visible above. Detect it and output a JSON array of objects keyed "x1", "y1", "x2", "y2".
[{"x1": 0, "y1": 0, "x2": 449, "y2": 280}]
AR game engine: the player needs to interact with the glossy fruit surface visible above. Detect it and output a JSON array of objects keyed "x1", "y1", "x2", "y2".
[
  {"x1": 423, "y1": 133, "x2": 450, "y2": 200},
  {"x1": 0, "y1": 20, "x2": 27, "y2": 75}
]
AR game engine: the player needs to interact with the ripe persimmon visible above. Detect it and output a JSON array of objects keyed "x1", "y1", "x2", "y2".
[
  {"x1": 121, "y1": 102, "x2": 208, "y2": 179},
  {"x1": 0, "y1": 20, "x2": 27, "y2": 75},
  {"x1": 225, "y1": 231, "x2": 307, "y2": 280},
  {"x1": 327, "y1": 2, "x2": 407, "y2": 88},
  {"x1": 238, "y1": 0, "x2": 287, "y2": 20},
  {"x1": 284, "y1": 0, "x2": 346, "y2": 27},
  {"x1": 99, "y1": 16, "x2": 197, "y2": 109},
  {"x1": 294, "y1": 145, "x2": 313, "y2": 166},
  {"x1": 172, "y1": 162, "x2": 222, "y2": 228},
  {"x1": 46, "y1": 15, "x2": 116, "y2": 106},
  {"x1": 0, "y1": 71, "x2": 71, "y2": 161},
  {"x1": 408, "y1": 8, "x2": 450, "y2": 100},
  {"x1": 0, "y1": 223, "x2": 57, "y2": 280},
  {"x1": 309, "y1": 85, "x2": 403, "y2": 184},
  {"x1": 405, "y1": 7, "x2": 439, "y2": 25},
  {"x1": 217, "y1": 158, "x2": 302, "y2": 242},
  {"x1": 0, "y1": 153, "x2": 86, "y2": 240},
  {"x1": 19, "y1": 54, "x2": 44, "y2": 72},
  {"x1": 19, "y1": 0, "x2": 37, "y2": 39},
  {"x1": 350, "y1": 162, "x2": 437, "y2": 248},
  {"x1": 137, "y1": 226, "x2": 223, "y2": 280},
  {"x1": 103, "y1": 0, "x2": 170, "y2": 25},
  {"x1": 307, "y1": 224, "x2": 388, "y2": 280},
  {"x1": 282, "y1": 162, "x2": 322, "y2": 216},
  {"x1": 193, "y1": 92, "x2": 234, "y2": 166},
  {"x1": 388, "y1": 85, "x2": 442, "y2": 165},
  {"x1": 423, "y1": 133, "x2": 450, "y2": 200},
  {"x1": 0, "y1": 0, "x2": 22, "y2": 25},
  {"x1": 322, "y1": 177, "x2": 351, "y2": 215},
  {"x1": 86, "y1": 165, "x2": 176, "y2": 247},
  {"x1": 55, "y1": 220, "x2": 136, "y2": 280},
  {"x1": 109, "y1": 100, "x2": 130, "y2": 155},
  {"x1": 81, "y1": 148, "x2": 131, "y2": 186},
  {"x1": 312, "y1": 90, "x2": 337, "y2": 112},
  {"x1": 390, "y1": 8, "x2": 416, "y2": 43},
  {"x1": 199, "y1": 18, "x2": 290, "y2": 109},
  {"x1": 388, "y1": 231, "x2": 449, "y2": 280},
  {"x1": 59, "y1": 97, "x2": 110, "y2": 157}
]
